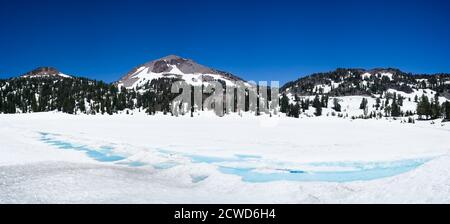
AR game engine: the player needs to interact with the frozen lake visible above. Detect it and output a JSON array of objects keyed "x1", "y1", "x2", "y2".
[
  {"x1": 39, "y1": 132, "x2": 432, "y2": 183},
  {"x1": 1, "y1": 113, "x2": 450, "y2": 203}
]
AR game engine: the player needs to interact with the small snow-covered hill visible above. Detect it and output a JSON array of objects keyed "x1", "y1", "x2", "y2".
[{"x1": 21, "y1": 67, "x2": 72, "y2": 79}]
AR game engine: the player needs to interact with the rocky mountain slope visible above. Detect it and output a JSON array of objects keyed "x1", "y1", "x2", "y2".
[
  {"x1": 1, "y1": 59, "x2": 449, "y2": 120},
  {"x1": 21, "y1": 67, "x2": 72, "y2": 79},
  {"x1": 117, "y1": 55, "x2": 244, "y2": 90},
  {"x1": 280, "y1": 68, "x2": 450, "y2": 119},
  {"x1": 282, "y1": 68, "x2": 450, "y2": 98}
]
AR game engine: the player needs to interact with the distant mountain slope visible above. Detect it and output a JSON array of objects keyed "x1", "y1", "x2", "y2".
[
  {"x1": 117, "y1": 55, "x2": 244, "y2": 90},
  {"x1": 0, "y1": 67, "x2": 132, "y2": 114},
  {"x1": 282, "y1": 68, "x2": 450, "y2": 99},
  {"x1": 279, "y1": 68, "x2": 450, "y2": 120},
  {"x1": 1, "y1": 63, "x2": 449, "y2": 120},
  {"x1": 21, "y1": 67, "x2": 72, "y2": 79}
]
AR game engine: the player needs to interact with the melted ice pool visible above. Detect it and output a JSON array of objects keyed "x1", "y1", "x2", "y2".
[
  {"x1": 39, "y1": 132, "x2": 431, "y2": 183},
  {"x1": 217, "y1": 159, "x2": 429, "y2": 183}
]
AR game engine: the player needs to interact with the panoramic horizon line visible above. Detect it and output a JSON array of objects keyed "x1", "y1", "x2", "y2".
[{"x1": 2, "y1": 54, "x2": 450, "y2": 84}]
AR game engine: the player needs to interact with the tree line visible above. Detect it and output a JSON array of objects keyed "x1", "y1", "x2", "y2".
[{"x1": 280, "y1": 91, "x2": 450, "y2": 121}]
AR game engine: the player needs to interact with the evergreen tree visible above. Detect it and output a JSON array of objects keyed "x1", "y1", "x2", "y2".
[
  {"x1": 79, "y1": 98, "x2": 86, "y2": 113},
  {"x1": 384, "y1": 105, "x2": 391, "y2": 117},
  {"x1": 0, "y1": 95, "x2": 3, "y2": 113},
  {"x1": 31, "y1": 95, "x2": 38, "y2": 112},
  {"x1": 321, "y1": 95, "x2": 329, "y2": 108},
  {"x1": 288, "y1": 103, "x2": 300, "y2": 118},
  {"x1": 312, "y1": 95, "x2": 322, "y2": 116},
  {"x1": 62, "y1": 97, "x2": 75, "y2": 114},
  {"x1": 280, "y1": 93, "x2": 290, "y2": 114},
  {"x1": 417, "y1": 95, "x2": 432, "y2": 120},
  {"x1": 398, "y1": 95, "x2": 404, "y2": 106},
  {"x1": 314, "y1": 105, "x2": 322, "y2": 116},
  {"x1": 359, "y1": 98, "x2": 368, "y2": 110},
  {"x1": 332, "y1": 98, "x2": 341, "y2": 112},
  {"x1": 391, "y1": 100, "x2": 401, "y2": 117},
  {"x1": 312, "y1": 95, "x2": 321, "y2": 108},
  {"x1": 301, "y1": 99, "x2": 310, "y2": 111},
  {"x1": 443, "y1": 102, "x2": 450, "y2": 120},
  {"x1": 431, "y1": 94, "x2": 441, "y2": 119},
  {"x1": 375, "y1": 97, "x2": 381, "y2": 110}
]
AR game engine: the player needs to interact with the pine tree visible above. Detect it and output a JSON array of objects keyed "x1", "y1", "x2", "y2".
[
  {"x1": 31, "y1": 95, "x2": 38, "y2": 112},
  {"x1": 105, "y1": 97, "x2": 112, "y2": 115},
  {"x1": 431, "y1": 94, "x2": 441, "y2": 119},
  {"x1": 315, "y1": 105, "x2": 322, "y2": 116},
  {"x1": 79, "y1": 98, "x2": 86, "y2": 113},
  {"x1": 384, "y1": 105, "x2": 391, "y2": 117},
  {"x1": 293, "y1": 103, "x2": 300, "y2": 118},
  {"x1": 313, "y1": 95, "x2": 322, "y2": 116},
  {"x1": 360, "y1": 98, "x2": 368, "y2": 110},
  {"x1": 62, "y1": 97, "x2": 75, "y2": 114},
  {"x1": 288, "y1": 103, "x2": 300, "y2": 118},
  {"x1": 280, "y1": 93, "x2": 290, "y2": 113},
  {"x1": 375, "y1": 97, "x2": 381, "y2": 110},
  {"x1": 417, "y1": 95, "x2": 431, "y2": 120},
  {"x1": 321, "y1": 95, "x2": 329, "y2": 108},
  {"x1": 312, "y1": 95, "x2": 321, "y2": 108},
  {"x1": 0, "y1": 95, "x2": 3, "y2": 113},
  {"x1": 332, "y1": 98, "x2": 341, "y2": 112},
  {"x1": 398, "y1": 95, "x2": 404, "y2": 106},
  {"x1": 443, "y1": 101, "x2": 450, "y2": 121},
  {"x1": 301, "y1": 99, "x2": 310, "y2": 111},
  {"x1": 391, "y1": 100, "x2": 401, "y2": 117}
]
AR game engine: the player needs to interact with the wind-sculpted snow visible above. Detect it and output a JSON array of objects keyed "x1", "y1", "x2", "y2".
[{"x1": 1, "y1": 113, "x2": 450, "y2": 203}]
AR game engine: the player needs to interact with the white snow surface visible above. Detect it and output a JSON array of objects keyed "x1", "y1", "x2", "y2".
[
  {"x1": 22, "y1": 72, "x2": 72, "y2": 79},
  {"x1": 1, "y1": 112, "x2": 450, "y2": 203},
  {"x1": 125, "y1": 65, "x2": 237, "y2": 90}
]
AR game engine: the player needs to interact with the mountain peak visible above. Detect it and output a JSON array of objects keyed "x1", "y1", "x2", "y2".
[
  {"x1": 21, "y1": 67, "x2": 71, "y2": 79},
  {"x1": 160, "y1": 54, "x2": 185, "y2": 61},
  {"x1": 118, "y1": 55, "x2": 244, "y2": 89}
]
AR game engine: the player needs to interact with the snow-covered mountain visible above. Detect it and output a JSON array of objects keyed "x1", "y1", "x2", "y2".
[
  {"x1": 21, "y1": 67, "x2": 72, "y2": 79},
  {"x1": 282, "y1": 68, "x2": 450, "y2": 98},
  {"x1": 117, "y1": 55, "x2": 244, "y2": 90},
  {"x1": 1, "y1": 60, "x2": 449, "y2": 119},
  {"x1": 281, "y1": 68, "x2": 450, "y2": 119}
]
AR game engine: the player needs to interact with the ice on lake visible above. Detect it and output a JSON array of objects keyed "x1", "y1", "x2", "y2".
[{"x1": 39, "y1": 132, "x2": 431, "y2": 183}]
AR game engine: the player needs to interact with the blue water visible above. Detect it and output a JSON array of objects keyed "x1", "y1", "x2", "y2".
[
  {"x1": 153, "y1": 161, "x2": 179, "y2": 170},
  {"x1": 218, "y1": 158, "x2": 430, "y2": 183},
  {"x1": 235, "y1": 154, "x2": 262, "y2": 159},
  {"x1": 174, "y1": 150, "x2": 430, "y2": 183},
  {"x1": 117, "y1": 161, "x2": 147, "y2": 167},
  {"x1": 39, "y1": 132, "x2": 431, "y2": 183},
  {"x1": 188, "y1": 154, "x2": 236, "y2": 163},
  {"x1": 191, "y1": 175, "x2": 209, "y2": 183},
  {"x1": 40, "y1": 132, "x2": 126, "y2": 163}
]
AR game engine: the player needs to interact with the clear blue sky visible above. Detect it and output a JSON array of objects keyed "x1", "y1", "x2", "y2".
[{"x1": 1, "y1": 0, "x2": 449, "y2": 84}]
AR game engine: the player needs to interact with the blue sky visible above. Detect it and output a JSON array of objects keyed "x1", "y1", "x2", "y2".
[{"x1": 1, "y1": 0, "x2": 449, "y2": 84}]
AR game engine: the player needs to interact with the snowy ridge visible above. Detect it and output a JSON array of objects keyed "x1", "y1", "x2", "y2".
[
  {"x1": 117, "y1": 55, "x2": 245, "y2": 90},
  {"x1": 282, "y1": 68, "x2": 450, "y2": 97},
  {"x1": 20, "y1": 67, "x2": 72, "y2": 79},
  {"x1": 282, "y1": 68, "x2": 450, "y2": 118},
  {"x1": 286, "y1": 88, "x2": 449, "y2": 118}
]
